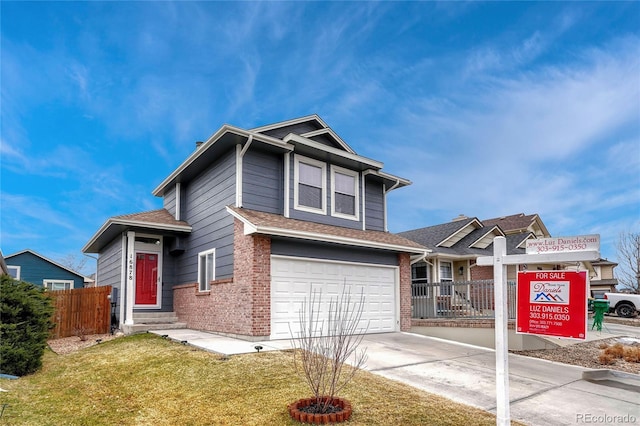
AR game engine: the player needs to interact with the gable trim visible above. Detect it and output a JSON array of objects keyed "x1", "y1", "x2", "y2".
[
  {"x1": 283, "y1": 133, "x2": 384, "y2": 170},
  {"x1": 300, "y1": 128, "x2": 356, "y2": 154},
  {"x1": 468, "y1": 226, "x2": 505, "y2": 249},
  {"x1": 436, "y1": 218, "x2": 483, "y2": 247},
  {"x1": 250, "y1": 114, "x2": 328, "y2": 133},
  {"x1": 152, "y1": 125, "x2": 292, "y2": 197}
]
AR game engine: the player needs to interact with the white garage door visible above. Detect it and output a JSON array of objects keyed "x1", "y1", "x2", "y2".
[{"x1": 270, "y1": 256, "x2": 398, "y2": 340}]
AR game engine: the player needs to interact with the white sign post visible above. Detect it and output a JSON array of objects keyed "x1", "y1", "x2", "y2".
[{"x1": 477, "y1": 235, "x2": 599, "y2": 426}]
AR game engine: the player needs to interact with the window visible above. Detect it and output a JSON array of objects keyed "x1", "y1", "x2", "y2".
[
  {"x1": 198, "y1": 248, "x2": 215, "y2": 291},
  {"x1": 439, "y1": 261, "x2": 453, "y2": 281},
  {"x1": 7, "y1": 265, "x2": 20, "y2": 280},
  {"x1": 43, "y1": 280, "x2": 74, "y2": 291},
  {"x1": 439, "y1": 261, "x2": 453, "y2": 295},
  {"x1": 331, "y1": 166, "x2": 359, "y2": 220},
  {"x1": 294, "y1": 155, "x2": 326, "y2": 214}
]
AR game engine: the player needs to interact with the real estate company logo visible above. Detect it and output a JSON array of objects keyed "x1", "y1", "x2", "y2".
[{"x1": 530, "y1": 280, "x2": 570, "y2": 305}]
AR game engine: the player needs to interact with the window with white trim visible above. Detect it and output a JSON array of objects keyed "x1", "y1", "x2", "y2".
[
  {"x1": 331, "y1": 166, "x2": 359, "y2": 220},
  {"x1": 294, "y1": 155, "x2": 326, "y2": 214},
  {"x1": 198, "y1": 248, "x2": 215, "y2": 292},
  {"x1": 7, "y1": 265, "x2": 20, "y2": 280},
  {"x1": 439, "y1": 261, "x2": 453, "y2": 295},
  {"x1": 440, "y1": 261, "x2": 453, "y2": 281},
  {"x1": 43, "y1": 279, "x2": 74, "y2": 291}
]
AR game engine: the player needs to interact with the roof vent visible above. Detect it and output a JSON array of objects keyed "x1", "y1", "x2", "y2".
[
  {"x1": 195, "y1": 141, "x2": 204, "y2": 149},
  {"x1": 452, "y1": 214, "x2": 469, "y2": 222}
]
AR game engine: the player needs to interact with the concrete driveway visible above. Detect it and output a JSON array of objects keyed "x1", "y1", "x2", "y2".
[
  {"x1": 153, "y1": 329, "x2": 639, "y2": 426},
  {"x1": 359, "y1": 333, "x2": 639, "y2": 426}
]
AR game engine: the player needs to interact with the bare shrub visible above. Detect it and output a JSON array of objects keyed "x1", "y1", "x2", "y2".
[
  {"x1": 598, "y1": 353, "x2": 616, "y2": 365},
  {"x1": 622, "y1": 346, "x2": 640, "y2": 363},
  {"x1": 598, "y1": 342, "x2": 609, "y2": 350},
  {"x1": 604, "y1": 343, "x2": 625, "y2": 359},
  {"x1": 290, "y1": 286, "x2": 369, "y2": 414}
]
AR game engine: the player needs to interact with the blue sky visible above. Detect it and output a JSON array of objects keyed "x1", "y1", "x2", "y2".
[{"x1": 1, "y1": 1, "x2": 639, "y2": 276}]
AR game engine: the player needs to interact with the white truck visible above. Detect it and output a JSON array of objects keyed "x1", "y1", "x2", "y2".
[{"x1": 604, "y1": 292, "x2": 640, "y2": 318}]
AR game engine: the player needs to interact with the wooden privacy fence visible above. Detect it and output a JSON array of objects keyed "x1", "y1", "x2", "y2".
[{"x1": 47, "y1": 286, "x2": 112, "y2": 339}]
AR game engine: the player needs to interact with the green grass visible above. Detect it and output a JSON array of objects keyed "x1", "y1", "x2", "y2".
[{"x1": 0, "y1": 334, "x2": 505, "y2": 425}]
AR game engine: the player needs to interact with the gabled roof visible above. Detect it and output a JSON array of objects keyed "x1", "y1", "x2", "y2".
[
  {"x1": 482, "y1": 213, "x2": 550, "y2": 237},
  {"x1": 398, "y1": 218, "x2": 529, "y2": 259},
  {"x1": 83, "y1": 209, "x2": 192, "y2": 253},
  {"x1": 153, "y1": 115, "x2": 411, "y2": 197},
  {"x1": 227, "y1": 206, "x2": 428, "y2": 255},
  {"x1": 251, "y1": 115, "x2": 356, "y2": 154},
  {"x1": 5, "y1": 249, "x2": 88, "y2": 280}
]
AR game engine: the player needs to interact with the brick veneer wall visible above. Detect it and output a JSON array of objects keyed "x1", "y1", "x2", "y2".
[
  {"x1": 398, "y1": 252, "x2": 411, "y2": 331},
  {"x1": 173, "y1": 219, "x2": 271, "y2": 338},
  {"x1": 174, "y1": 219, "x2": 413, "y2": 338}
]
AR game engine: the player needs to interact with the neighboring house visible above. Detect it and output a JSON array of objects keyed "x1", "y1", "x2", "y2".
[
  {"x1": 4, "y1": 250, "x2": 86, "y2": 290},
  {"x1": 581, "y1": 259, "x2": 618, "y2": 298},
  {"x1": 398, "y1": 215, "x2": 534, "y2": 285},
  {"x1": 400, "y1": 213, "x2": 615, "y2": 318},
  {"x1": 83, "y1": 115, "x2": 428, "y2": 338},
  {"x1": 481, "y1": 213, "x2": 550, "y2": 238}
]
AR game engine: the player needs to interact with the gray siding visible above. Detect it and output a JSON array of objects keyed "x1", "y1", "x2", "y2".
[
  {"x1": 271, "y1": 237, "x2": 398, "y2": 266},
  {"x1": 173, "y1": 148, "x2": 237, "y2": 284},
  {"x1": 242, "y1": 148, "x2": 283, "y2": 214},
  {"x1": 97, "y1": 236, "x2": 123, "y2": 320},
  {"x1": 364, "y1": 178, "x2": 385, "y2": 231},
  {"x1": 163, "y1": 185, "x2": 176, "y2": 217},
  {"x1": 260, "y1": 122, "x2": 321, "y2": 139}
]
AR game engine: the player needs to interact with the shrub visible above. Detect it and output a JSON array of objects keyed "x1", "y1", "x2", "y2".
[
  {"x1": 604, "y1": 343, "x2": 625, "y2": 359},
  {"x1": 290, "y1": 286, "x2": 368, "y2": 414},
  {"x1": 622, "y1": 346, "x2": 640, "y2": 363},
  {"x1": 0, "y1": 275, "x2": 54, "y2": 376}
]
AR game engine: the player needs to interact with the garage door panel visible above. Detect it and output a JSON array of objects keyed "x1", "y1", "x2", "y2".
[{"x1": 271, "y1": 257, "x2": 397, "y2": 340}]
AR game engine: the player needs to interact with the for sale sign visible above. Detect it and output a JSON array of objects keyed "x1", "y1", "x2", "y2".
[{"x1": 516, "y1": 271, "x2": 588, "y2": 339}]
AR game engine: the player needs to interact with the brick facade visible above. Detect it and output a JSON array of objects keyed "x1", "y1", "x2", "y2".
[
  {"x1": 174, "y1": 219, "x2": 413, "y2": 339},
  {"x1": 173, "y1": 219, "x2": 271, "y2": 339},
  {"x1": 398, "y1": 252, "x2": 411, "y2": 331}
]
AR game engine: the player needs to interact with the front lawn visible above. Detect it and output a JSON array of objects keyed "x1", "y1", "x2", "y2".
[{"x1": 0, "y1": 334, "x2": 500, "y2": 425}]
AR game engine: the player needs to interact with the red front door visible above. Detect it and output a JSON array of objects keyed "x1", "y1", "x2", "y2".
[{"x1": 135, "y1": 253, "x2": 158, "y2": 305}]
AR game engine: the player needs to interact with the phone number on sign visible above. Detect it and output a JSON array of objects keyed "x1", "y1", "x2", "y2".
[
  {"x1": 530, "y1": 312, "x2": 570, "y2": 321},
  {"x1": 533, "y1": 243, "x2": 588, "y2": 253}
]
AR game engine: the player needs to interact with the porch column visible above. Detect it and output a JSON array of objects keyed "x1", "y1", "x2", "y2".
[{"x1": 125, "y1": 231, "x2": 136, "y2": 325}]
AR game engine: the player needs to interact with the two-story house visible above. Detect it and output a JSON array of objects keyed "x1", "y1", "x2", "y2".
[{"x1": 83, "y1": 115, "x2": 427, "y2": 338}]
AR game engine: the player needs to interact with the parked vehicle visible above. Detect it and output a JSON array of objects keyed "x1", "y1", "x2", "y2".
[{"x1": 604, "y1": 292, "x2": 640, "y2": 318}]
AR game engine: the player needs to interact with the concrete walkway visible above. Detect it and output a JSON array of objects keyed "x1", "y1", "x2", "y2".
[{"x1": 150, "y1": 329, "x2": 640, "y2": 426}]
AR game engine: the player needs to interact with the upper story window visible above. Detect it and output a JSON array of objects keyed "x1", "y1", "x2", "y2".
[
  {"x1": 198, "y1": 248, "x2": 215, "y2": 292},
  {"x1": 43, "y1": 279, "x2": 74, "y2": 291},
  {"x1": 294, "y1": 155, "x2": 326, "y2": 214},
  {"x1": 7, "y1": 265, "x2": 20, "y2": 280},
  {"x1": 331, "y1": 166, "x2": 359, "y2": 220}
]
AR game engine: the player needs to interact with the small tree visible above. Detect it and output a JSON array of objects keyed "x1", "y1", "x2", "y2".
[
  {"x1": 0, "y1": 275, "x2": 54, "y2": 376},
  {"x1": 290, "y1": 285, "x2": 369, "y2": 414},
  {"x1": 616, "y1": 231, "x2": 640, "y2": 294}
]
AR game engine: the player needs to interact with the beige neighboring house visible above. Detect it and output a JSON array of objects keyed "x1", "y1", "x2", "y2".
[
  {"x1": 484, "y1": 214, "x2": 618, "y2": 296},
  {"x1": 400, "y1": 212, "x2": 617, "y2": 303}
]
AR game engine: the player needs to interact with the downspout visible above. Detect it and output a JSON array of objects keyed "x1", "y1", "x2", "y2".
[
  {"x1": 175, "y1": 183, "x2": 181, "y2": 220},
  {"x1": 284, "y1": 152, "x2": 290, "y2": 218},
  {"x1": 235, "y1": 135, "x2": 254, "y2": 208}
]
